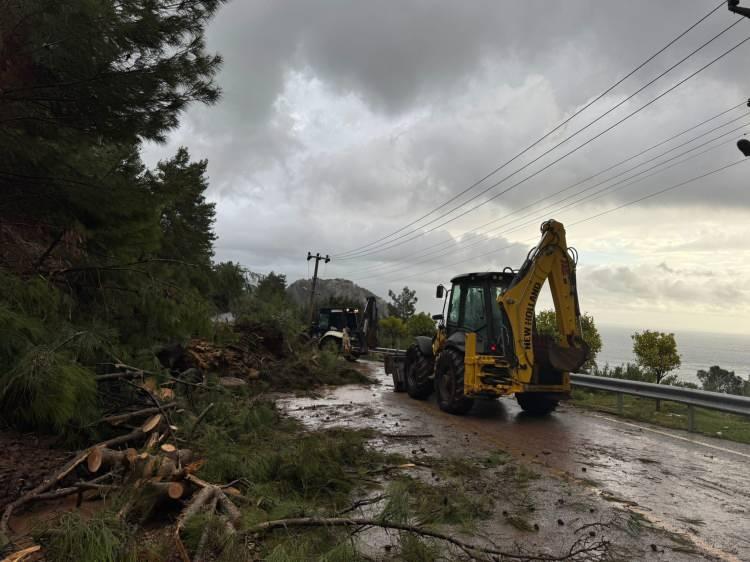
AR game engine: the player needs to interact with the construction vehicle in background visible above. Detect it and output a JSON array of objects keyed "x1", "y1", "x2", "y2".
[
  {"x1": 385, "y1": 220, "x2": 589, "y2": 415},
  {"x1": 312, "y1": 297, "x2": 378, "y2": 360}
]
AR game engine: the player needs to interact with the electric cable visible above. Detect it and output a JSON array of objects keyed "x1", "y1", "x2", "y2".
[
  {"x1": 334, "y1": 2, "x2": 734, "y2": 258},
  {"x1": 338, "y1": 24, "x2": 749, "y2": 261},
  {"x1": 379, "y1": 156, "x2": 749, "y2": 284},
  {"x1": 338, "y1": 107, "x2": 749, "y2": 278},
  {"x1": 356, "y1": 137, "x2": 750, "y2": 279}
]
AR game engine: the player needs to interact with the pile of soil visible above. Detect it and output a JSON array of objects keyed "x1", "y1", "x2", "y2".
[{"x1": 0, "y1": 431, "x2": 71, "y2": 512}]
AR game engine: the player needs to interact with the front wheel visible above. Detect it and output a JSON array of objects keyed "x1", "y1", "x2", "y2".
[
  {"x1": 516, "y1": 393, "x2": 559, "y2": 416},
  {"x1": 406, "y1": 346, "x2": 433, "y2": 399},
  {"x1": 435, "y1": 348, "x2": 473, "y2": 415},
  {"x1": 319, "y1": 337, "x2": 341, "y2": 355}
]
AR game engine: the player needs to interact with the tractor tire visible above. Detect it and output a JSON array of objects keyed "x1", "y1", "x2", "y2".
[
  {"x1": 405, "y1": 346, "x2": 434, "y2": 400},
  {"x1": 392, "y1": 371, "x2": 406, "y2": 393},
  {"x1": 435, "y1": 348, "x2": 474, "y2": 415},
  {"x1": 516, "y1": 393, "x2": 559, "y2": 416},
  {"x1": 320, "y1": 337, "x2": 341, "y2": 355}
]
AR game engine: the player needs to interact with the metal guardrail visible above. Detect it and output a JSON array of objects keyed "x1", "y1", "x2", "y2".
[
  {"x1": 570, "y1": 373, "x2": 750, "y2": 431},
  {"x1": 370, "y1": 348, "x2": 749, "y2": 431}
]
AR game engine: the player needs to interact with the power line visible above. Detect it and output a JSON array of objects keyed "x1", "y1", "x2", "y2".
[
  {"x1": 341, "y1": 28, "x2": 750, "y2": 264},
  {"x1": 370, "y1": 156, "x2": 749, "y2": 284},
  {"x1": 349, "y1": 134, "x2": 745, "y2": 283},
  {"x1": 337, "y1": 105, "x2": 749, "y2": 278},
  {"x1": 338, "y1": 19, "x2": 747, "y2": 261},
  {"x1": 334, "y1": 1, "x2": 730, "y2": 258}
]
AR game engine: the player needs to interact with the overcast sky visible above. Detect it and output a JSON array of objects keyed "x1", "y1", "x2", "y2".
[{"x1": 143, "y1": 0, "x2": 750, "y2": 335}]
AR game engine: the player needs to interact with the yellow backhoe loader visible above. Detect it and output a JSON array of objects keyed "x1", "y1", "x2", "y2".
[{"x1": 385, "y1": 219, "x2": 589, "y2": 415}]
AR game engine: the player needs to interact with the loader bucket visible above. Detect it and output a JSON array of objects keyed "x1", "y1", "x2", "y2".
[{"x1": 548, "y1": 340, "x2": 590, "y2": 373}]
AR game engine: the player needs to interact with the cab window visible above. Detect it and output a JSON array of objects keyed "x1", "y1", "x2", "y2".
[
  {"x1": 318, "y1": 312, "x2": 330, "y2": 331},
  {"x1": 464, "y1": 286, "x2": 486, "y2": 332},
  {"x1": 447, "y1": 284, "x2": 462, "y2": 325}
]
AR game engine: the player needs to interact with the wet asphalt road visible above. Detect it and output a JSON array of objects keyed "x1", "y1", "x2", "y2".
[{"x1": 282, "y1": 362, "x2": 750, "y2": 561}]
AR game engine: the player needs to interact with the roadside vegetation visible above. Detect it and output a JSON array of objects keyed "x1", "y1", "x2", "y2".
[{"x1": 572, "y1": 388, "x2": 750, "y2": 444}]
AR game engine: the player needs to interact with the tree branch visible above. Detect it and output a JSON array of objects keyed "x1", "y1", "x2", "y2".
[{"x1": 243, "y1": 517, "x2": 609, "y2": 561}]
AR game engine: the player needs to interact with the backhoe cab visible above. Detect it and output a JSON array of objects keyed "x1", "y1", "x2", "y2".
[{"x1": 387, "y1": 220, "x2": 589, "y2": 415}]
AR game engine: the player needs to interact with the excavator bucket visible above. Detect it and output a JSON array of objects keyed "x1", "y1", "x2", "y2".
[{"x1": 548, "y1": 340, "x2": 590, "y2": 373}]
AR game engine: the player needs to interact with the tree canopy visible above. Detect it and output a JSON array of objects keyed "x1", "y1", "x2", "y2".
[
  {"x1": 387, "y1": 286, "x2": 418, "y2": 320},
  {"x1": 697, "y1": 365, "x2": 747, "y2": 395},
  {"x1": 631, "y1": 330, "x2": 681, "y2": 385},
  {"x1": 0, "y1": 0, "x2": 227, "y2": 433}
]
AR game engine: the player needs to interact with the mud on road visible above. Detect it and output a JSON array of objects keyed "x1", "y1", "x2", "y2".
[{"x1": 280, "y1": 361, "x2": 750, "y2": 562}]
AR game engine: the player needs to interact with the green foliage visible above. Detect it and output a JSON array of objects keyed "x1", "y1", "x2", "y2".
[
  {"x1": 211, "y1": 261, "x2": 251, "y2": 312},
  {"x1": 535, "y1": 309, "x2": 602, "y2": 370},
  {"x1": 387, "y1": 286, "x2": 418, "y2": 320},
  {"x1": 233, "y1": 272, "x2": 302, "y2": 342},
  {"x1": 406, "y1": 312, "x2": 436, "y2": 338},
  {"x1": 572, "y1": 388, "x2": 750, "y2": 444},
  {"x1": 697, "y1": 365, "x2": 747, "y2": 395},
  {"x1": 0, "y1": 346, "x2": 98, "y2": 432},
  {"x1": 379, "y1": 316, "x2": 407, "y2": 348},
  {"x1": 593, "y1": 362, "x2": 650, "y2": 382},
  {"x1": 195, "y1": 395, "x2": 378, "y2": 509},
  {"x1": 38, "y1": 511, "x2": 137, "y2": 562},
  {"x1": 381, "y1": 477, "x2": 492, "y2": 528},
  {"x1": 0, "y1": 0, "x2": 225, "y2": 424},
  {"x1": 149, "y1": 147, "x2": 217, "y2": 267},
  {"x1": 631, "y1": 330, "x2": 681, "y2": 384}
]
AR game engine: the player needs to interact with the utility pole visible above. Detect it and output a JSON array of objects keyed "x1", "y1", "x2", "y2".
[
  {"x1": 307, "y1": 252, "x2": 330, "y2": 328},
  {"x1": 728, "y1": 0, "x2": 750, "y2": 18}
]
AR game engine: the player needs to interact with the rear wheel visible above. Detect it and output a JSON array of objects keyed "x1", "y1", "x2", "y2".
[
  {"x1": 406, "y1": 346, "x2": 433, "y2": 399},
  {"x1": 516, "y1": 393, "x2": 559, "y2": 416},
  {"x1": 435, "y1": 348, "x2": 474, "y2": 415}
]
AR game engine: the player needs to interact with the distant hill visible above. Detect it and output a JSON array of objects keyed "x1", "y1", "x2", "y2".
[{"x1": 287, "y1": 278, "x2": 388, "y2": 317}]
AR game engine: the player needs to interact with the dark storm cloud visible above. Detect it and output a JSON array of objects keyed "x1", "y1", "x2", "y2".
[{"x1": 142, "y1": 0, "x2": 750, "y2": 320}]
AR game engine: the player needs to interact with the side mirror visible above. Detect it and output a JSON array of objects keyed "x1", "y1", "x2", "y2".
[
  {"x1": 738, "y1": 138, "x2": 750, "y2": 157},
  {"x1": 432, "y1": 314, "x2": 444, "y2": 321},
  {"x1": 436, "y1": 285, "x2": 444, "y2": 299}
]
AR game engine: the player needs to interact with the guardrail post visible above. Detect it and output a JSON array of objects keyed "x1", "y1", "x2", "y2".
[
  {"x1": 687, "y1": 405, "x2": 696, "y2": 433},
  {"x1": 616, "y1": 392, "x2": 623, "y2": 415}
]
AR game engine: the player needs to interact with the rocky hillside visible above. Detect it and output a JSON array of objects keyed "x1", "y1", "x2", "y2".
[{"x1": 287, "y1": 278, "x2": 388, "y2": 317}]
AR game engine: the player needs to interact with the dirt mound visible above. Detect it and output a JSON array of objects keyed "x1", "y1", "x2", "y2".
[{"x1": 0, "y1": 431, "x2": 71, "y2": 513}]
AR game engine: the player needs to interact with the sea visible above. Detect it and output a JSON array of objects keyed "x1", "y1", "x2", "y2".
[{"x1": 596, "y1": 325, "x2": 750, "y2": 384}]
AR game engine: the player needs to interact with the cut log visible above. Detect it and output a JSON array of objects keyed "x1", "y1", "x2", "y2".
[
  {"x1": 1, "y1": 424, "x2": 159, "y2": 535},
  {"x1": 1, "y1": 544, "x2": 41, "y2": 562},
  {"x1": 174, "y1": 485, "x2": 218, "y2": 562},
  {"x1": 159, "y1": 388, "x2": 175, "y2": 400},
  {"x1": 141, "y1": 414, "x2": 163, "y2": 433},
  {"x1": 155, "y1": 457, "x2": 177, "y2": 479},
  {"x1": 162, "y1": 448, "x2": 193, "y2": 466},
  {"x1": 160, "y1": 444, "x2": 177, "y2": 454},
  {"x1": 216, "y1": 490, "x2": 241, "y2": 524},
  {"x1": 87, "y1": 447, "x2": 137, "y2": 473},
  {"x1": 144, "y1": 432, "x2": 160, "y2": 451},
  {"x1": 147, "y1": 480, "x2": 186, "y2": 500}
]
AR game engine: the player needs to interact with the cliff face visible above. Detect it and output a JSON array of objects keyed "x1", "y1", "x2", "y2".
[{"x1": 287, "y1": 278, "x2": 388, "y2": 317}]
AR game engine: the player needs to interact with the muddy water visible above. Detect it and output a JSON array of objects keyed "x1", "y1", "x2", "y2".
[{"x1": 280, "y1": 362, "x2": 750, "y2": 561}]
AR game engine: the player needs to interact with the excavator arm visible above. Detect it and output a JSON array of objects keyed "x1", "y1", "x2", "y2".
[{"x1": 498, "y1": 220, "x2": 588, "y2": 384}]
